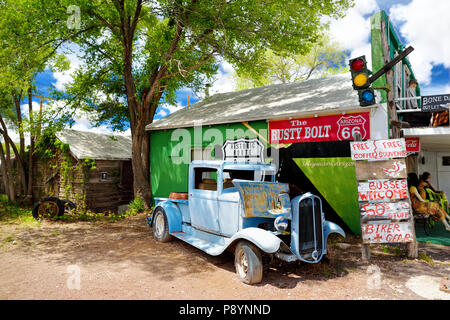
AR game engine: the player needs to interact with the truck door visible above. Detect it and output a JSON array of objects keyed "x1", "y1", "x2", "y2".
[{"x1": 189, "y1": 167, "x2": 220, "y2": 233}]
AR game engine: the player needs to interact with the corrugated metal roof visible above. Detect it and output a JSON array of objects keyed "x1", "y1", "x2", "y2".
[
  {"x1": 146, "y1": 73, "x2": 367, "y2": 131},
  {"x1": 55, "y1": 129, "x2": 132, "y2": 161}
]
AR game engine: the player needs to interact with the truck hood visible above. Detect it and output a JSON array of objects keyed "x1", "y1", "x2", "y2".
[{"x1": 232, "y1": 179, "x2": 291, "y2": 219}]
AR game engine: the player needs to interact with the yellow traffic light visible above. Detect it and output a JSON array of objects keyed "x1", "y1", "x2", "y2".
[{"x1": 353, "y1": 73, "x2": 368, "y2": 87}]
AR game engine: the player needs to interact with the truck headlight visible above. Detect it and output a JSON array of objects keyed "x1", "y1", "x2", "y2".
[{"x1": 274, "y1": 216, "x2": 289, "y2": 232}]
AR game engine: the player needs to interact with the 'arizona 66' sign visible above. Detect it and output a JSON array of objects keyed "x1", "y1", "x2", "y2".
[
  {"x1": 336, "y1": 114, "x2": 368, "y2": 141},
  {"x1": 269, "y1": 112, "x2": 370, "y2": 144}
]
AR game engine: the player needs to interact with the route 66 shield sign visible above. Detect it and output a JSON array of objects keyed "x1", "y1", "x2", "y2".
[{"x1": 336, "y1": 114, "x2": 368, "y2": 141}]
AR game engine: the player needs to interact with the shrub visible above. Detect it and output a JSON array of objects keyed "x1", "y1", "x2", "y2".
[{"x1": 129, "y1": 197, "x2": 144, "y2": 213}]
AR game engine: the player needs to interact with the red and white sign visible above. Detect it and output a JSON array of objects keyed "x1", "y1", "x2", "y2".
[
  {"x1": 357, "y1": 179, "x2": 409, "y2": 202},
  {"x1": 350, "y1": 138, "x2": 407, "y2": 160},
  {"x1": 405, "y1": 137, "x2": 420, "y2": 153},
  {"x1": 360, "y1": 201, "x2": 410, "y2": 220},
  {"x1": 269, "y1": 112, "x2": 370, "y2": 144},
  {"x1": 382, "y1": 160, "x2": 407, "y2": 178},
  {"x1": 362, "y1": 221, "x2": 413, "y2": 243}
]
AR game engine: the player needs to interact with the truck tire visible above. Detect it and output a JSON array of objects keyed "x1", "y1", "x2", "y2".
[
  {"x1": 32, "y1": 197, "x2": 65, "y2": 220},
  {"x1": 152, "y1": 208, "x2": 173, "y2": 243},
  {"x1": 234, "y1": 241, "x2": 263, "y2": 285}
]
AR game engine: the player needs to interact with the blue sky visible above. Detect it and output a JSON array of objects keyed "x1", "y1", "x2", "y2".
[{"x1": 33, "y1": 0, "x2": 450, "y2": 133}]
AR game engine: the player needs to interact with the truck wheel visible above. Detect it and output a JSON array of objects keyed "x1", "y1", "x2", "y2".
[
  {"x1": 32, "y1": 197, "x2": 65, "y2": 220},
  {"x1": 234, "y1": 241, "x2": 263, "y2": 285},
  {"x1": 152, "y1": 208, "x2": 173, "y2": 243}
]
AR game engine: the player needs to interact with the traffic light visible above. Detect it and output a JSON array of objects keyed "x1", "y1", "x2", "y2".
[{"x1": 349, "y1": 56, "x2": 376, "y2": 106}]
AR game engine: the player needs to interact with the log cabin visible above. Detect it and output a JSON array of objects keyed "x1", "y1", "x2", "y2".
[{"x1": 32, "y1": 129, "x2": 133, "y2": 213}]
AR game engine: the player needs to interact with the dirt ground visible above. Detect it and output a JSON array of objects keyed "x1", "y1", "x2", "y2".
[{"x1": 0, "y1": 213, "x2": 449, "y2": 300}]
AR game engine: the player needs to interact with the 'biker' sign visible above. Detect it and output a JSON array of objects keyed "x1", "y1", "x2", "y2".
[{"x1": 269, "y1": 112, "x2": 370, "y2": 144}]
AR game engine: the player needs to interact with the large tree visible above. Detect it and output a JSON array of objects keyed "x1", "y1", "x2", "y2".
[
  {"x1": 0, "y1": 0, "x2": 70, "y2": 201},
  {"x1": 233, "y1": 34, "x2": 348, "y2": 90},
  {"x1": 42, "y1": 0, "x2": 353, "y2": 207}
]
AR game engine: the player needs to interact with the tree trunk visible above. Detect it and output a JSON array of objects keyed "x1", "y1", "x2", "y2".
[
  {"x1": 27, "y1": 87, "x2": 34, "y2": 201},
  {"x1": 131, "y1": 128, "x2": 152, "y2": 208},
  {"x1": 0, "y1": 115, "x2": 27, "y2": 197},
  {"x1": 0, "y1": 144, "x2": 9, "y2": 198},
  {"x1": 13, "y1": 94, "x2": 27, "y2": 194},
  {"x1": 0, "y1": 141, "x2": 15, "y2": 202}
]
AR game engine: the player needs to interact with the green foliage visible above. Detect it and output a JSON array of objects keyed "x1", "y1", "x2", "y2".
[
  {"x1": 35, "y1": 127, "x2": 70, "y2": 159},
  {"x1": 129, "y1": 197, "x2": 144, "y2": 213},
  {"x1": 0, "y1": 0, "x2": 72, "y2": 138},
  {"x1": 419, "y1": 251, "x2": 434, "y2": 265},
  {"x1": 1, "y1": 0, "x2": 354, "y2": 206},
  {"x1": 82, "y1": 158, "x2": 97, "y2": 171},
  {"x1": 0, "y1": 195, "x2": 39, "y2": 226},
  {"x1": 233, "y1": 35, "x2": 349, "y2": 90},
  {"x1": 51, "y1": 207, "x2": 146, "y2": 223},
  {"x1": 34, "y1": 129, "x2": 91, "y2": 211},
  {"x1": 39, "y1": 0, "x2": 353, "y2": 131}
]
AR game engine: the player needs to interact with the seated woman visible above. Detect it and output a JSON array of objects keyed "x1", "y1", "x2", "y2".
[
  {"x1": 407, "y1": 173, "x2": 450, "y2": 232},
  {"x1": 419, "y1": 172, "x2": 449, "y2": 212},
  {"x1": 419, "y1": 172, "x2": 445, "y2": 195}
]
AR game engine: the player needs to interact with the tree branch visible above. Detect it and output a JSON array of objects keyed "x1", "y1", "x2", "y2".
[{"x1": 160, "y1": 51, "x2": 216, "y2": 80}]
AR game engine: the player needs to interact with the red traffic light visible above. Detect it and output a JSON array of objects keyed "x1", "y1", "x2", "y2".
[{"x1": 351, "y1": 58, "x2": 364, "y2": 71}]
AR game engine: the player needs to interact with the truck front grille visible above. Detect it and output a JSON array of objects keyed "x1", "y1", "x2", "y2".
[{"x1": 298, "y1": 196, "x2": 323, "y2": 262}]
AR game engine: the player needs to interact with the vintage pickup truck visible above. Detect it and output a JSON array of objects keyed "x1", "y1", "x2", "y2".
[{"x1": 147, "y1": 160, "x2": 345, "y2": 284}]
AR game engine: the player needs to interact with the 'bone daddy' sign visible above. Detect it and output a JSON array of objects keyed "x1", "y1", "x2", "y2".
[{"x1": 351, "y1": 138, "x2": 414, "y2": 244}]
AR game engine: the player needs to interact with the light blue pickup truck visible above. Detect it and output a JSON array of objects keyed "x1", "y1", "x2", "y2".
[{"x1": 147, "y1": 160, "x2": 345, "y2": 284}]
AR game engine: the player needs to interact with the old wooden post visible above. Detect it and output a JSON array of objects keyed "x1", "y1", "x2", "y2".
[
  {"x1": 379, "y1": 18, "x2": 418, "y2": 259},
  {"x1": 354, "y1": 133, "x2": 371, "y2": 261},
  {"x1": 380, "y1": 18, "x2": 400, "y2": 139}
]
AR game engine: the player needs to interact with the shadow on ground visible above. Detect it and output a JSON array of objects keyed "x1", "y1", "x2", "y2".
[{"x1": 4, "y1": 213, "x2": 449, "y2": 288}]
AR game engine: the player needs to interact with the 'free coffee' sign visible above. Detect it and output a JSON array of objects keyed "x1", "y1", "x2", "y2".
[{"x1": 350, "y1": 138, "x2": 406, "y2": 161}]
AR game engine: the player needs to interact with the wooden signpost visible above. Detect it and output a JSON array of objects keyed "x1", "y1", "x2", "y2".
[{"x1": 351, "y1": 137, "x2": 418, "y2": 261}]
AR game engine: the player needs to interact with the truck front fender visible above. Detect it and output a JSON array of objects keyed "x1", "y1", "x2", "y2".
[
  {"x1": 152, "y1": 201, "x2": 182, "y2": 234},
  {"x1": 228, "y1": 227, "x2": 282, "y2": 254},
  {"x1": 323, "y1": 221, "x2": 346, "y2": 241}
]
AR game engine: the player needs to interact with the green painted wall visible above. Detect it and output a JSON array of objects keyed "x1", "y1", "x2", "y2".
[
  {"x1": 150, "y1": 120, "x2": 269, "y2": 199},
  {"x1": 293, "y1": 157, "x2": 361, "y2": 234}
]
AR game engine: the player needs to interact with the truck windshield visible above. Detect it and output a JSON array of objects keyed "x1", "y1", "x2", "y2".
[{"x1": 223, "y1": 169, "x2": 276, "y2": 183}]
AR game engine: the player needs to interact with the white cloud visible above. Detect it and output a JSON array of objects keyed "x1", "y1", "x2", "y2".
[
  {"x1": 209, "y1": 59, "x2": 234, "y2": 96},
  {"x1": 154, "y1": 102, "x2": 185, "y2": 119},
  {"x1": 328, "y1": 0, "x2": 379, "y2": 67},
  {"x1": 52, "y1": 44, "x2": 84, "y2": 91},
  {"x1": 421, "y1": 84, "x2": 450, "y2": 96},
  {"x1": 389, "y1": 0, "x2": 450, "y2": 85},
  {"x1": 165, "y1": 103, "x2": 184, "y2": 114}
]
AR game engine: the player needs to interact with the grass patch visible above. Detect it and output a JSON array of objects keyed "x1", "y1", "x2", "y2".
[
  {"x1": 0, "y1": 194, "x2": 151, "y2": 226},
  {"x1": 3, "y1": 235, "x2": 14, "y2": 243},
  {"x1": 419, "y1": 251, "x2": 434, "y2": 265},
  {"x1": 380, "y1": 244, "x2": 404, "y2": 256},
  {"x1": 50, "y1": 206, "x2": 151, "y2": 223},
  {"x1": 0, "y1": 196, "x2": 39, "y2": 227}
]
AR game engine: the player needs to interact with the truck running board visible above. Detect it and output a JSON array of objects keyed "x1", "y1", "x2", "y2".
[{"x1": 171, "y1": 231, "x2": 226, "y2": 256}]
